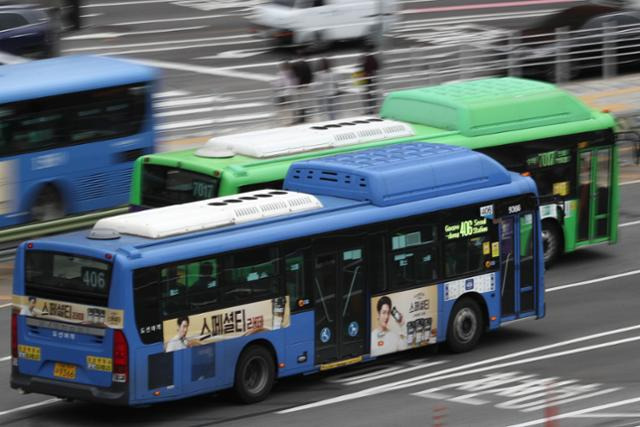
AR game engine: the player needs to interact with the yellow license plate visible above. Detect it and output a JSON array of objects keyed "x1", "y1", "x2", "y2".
[{"x1": 53, "y1": 363, "x2": 76, "y2": 380}]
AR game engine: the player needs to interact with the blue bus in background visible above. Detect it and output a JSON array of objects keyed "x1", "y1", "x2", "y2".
[
  {"x1": 0, "y1": 55, "x2": 157, "y2": 227},
  {"x1": 11, "y1": 143, "x2": 544, "y2": 405}
]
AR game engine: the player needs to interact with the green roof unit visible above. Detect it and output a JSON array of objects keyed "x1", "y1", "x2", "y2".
[{"x1": 380, "y1": 77, "x2": 595, "y2": 137}]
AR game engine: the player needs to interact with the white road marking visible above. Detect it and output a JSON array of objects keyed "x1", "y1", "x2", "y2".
[
  {"x1": 157, "y1": 112, "x2": 273, "y2": 131},
  {"x1": 64, "y1": 34, "x2": 255, "y2": 52},
  {"x1": 278, "y1": 334, "x2": 640, "y2": 414},
  {"x1": 0, "y1": 356, "x2": 10, "y2": 362},
  {"x1": 63, "y1": 26, "x2": 205, "y2": 40},
  {"x1": 156, "y1": 102, "x2": 270, "y2": 118},
  {"x1": 111, "y1": 14, "x2": 235, "y2": 26},
  {"x1": 129, "y1": 58, "x2": 274, "y2": 82},
  {"x1": 548, "y1": 269, "x2": 640, "y2": 292},
  {"x1": 155, "y1": 95, "x2": 232, "y2": 108},
  {"x1": 620, "y1": 220, "x2": 640, "y2": 228},
  {"x1": 570, "y1": 413, "x2": 640, "y2": 418},
  {"x1": 344, "y1": 361, "x2": 447, "y2": 386},
  {"x1": 153, "y1": 90, "x2": 190, "y2": 99},
  {"x1": 84, "y1": 0, "x2": 172, "y2": 7},
  {"x1": 505, "y1": 396, "x2": 640, "y2": 427},
  {"x1": 621, "y1": 179, "x2": 640, "y2": 186},
  {"x1": 0, "y1": 398, "x2": 60, "y2": 417}
]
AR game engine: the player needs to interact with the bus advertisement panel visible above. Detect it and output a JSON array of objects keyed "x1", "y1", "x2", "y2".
[
  {"x1": 131, "y1": 77, "x2": 617, "y2": 264},
  {"x1": 0, "y1": 55, "x2": 157, "y2": 227},
  {"x1": 12, "y1": 143, "x2": 544, "y2": 406}
]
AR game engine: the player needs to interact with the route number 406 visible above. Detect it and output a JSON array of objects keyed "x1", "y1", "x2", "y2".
[{"x1": 82, "y1": 268, "x2": 106, "y2": 289}]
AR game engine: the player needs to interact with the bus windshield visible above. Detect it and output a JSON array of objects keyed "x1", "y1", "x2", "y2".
[
  {"x1": 25, "y1": 250, "x2": 112, "y2": 306},
  {"x1": 141, "y1": 164, "x2": 220, "y2": 207}
]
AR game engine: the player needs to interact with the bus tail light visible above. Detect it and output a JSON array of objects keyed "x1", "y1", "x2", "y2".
[
  {"x1": 112, "y1": 330, "x2": 128, "y2": 383},
  {"x1": 11, "y1": 312, "x2": 18, "y2": 365}
]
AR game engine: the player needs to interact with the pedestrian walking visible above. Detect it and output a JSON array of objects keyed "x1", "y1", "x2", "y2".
[
  {"x1": 316, "y1": 57, "x2": 340, "y2": 121},
  {"x1": 358, "y1": 49, "x2": 379, "y2": 115},
  {"x1": 291, "y1": 54, "x2": 313, "y2": 124},
  {"x1": 272, "y1": 61, "x2": 297, "y2": 126},
  {"x1": 67, "y1": 0, "x2": 82, "y2": 31}
]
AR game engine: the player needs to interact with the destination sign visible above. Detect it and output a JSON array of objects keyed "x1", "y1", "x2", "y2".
[
  {"x1": 526, "y1": 149, "x2": 571, "y2": 168},
  {"x1": 445, "y1": 218, "x2": 489, "y2": 240}
]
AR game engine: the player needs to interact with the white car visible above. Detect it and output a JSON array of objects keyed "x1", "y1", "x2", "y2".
[{"x1": 249, "y1": 0, "x2": 397, "y2": 49}]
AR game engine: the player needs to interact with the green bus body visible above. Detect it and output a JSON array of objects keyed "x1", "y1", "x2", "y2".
[{"x1": 131, "y1": 78, "x2": 618, "y2": 261}]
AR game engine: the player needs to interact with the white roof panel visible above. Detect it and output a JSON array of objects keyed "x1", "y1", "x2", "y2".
[
  {"x1": 195, "y1": 117, "x2": 415, "y2": 158},
  {"x1": 93, "y1": 190, "x2": 323, "y2": 239}
]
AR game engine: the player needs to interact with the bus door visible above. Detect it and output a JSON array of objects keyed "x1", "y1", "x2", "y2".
[
  {"x1": 577, "y1": 147, "x2": 612, "y2": 245},
  {"x1": 313, "y1": 241, "x2": 366, "y2": 365},
  {"x1": 499, "y1": 211, "x2": 537, "y2": 319}
]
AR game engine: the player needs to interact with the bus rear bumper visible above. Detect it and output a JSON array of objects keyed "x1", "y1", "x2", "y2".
[{"x1": 11, "y1": 369, "x2": 129, "y2": 405}]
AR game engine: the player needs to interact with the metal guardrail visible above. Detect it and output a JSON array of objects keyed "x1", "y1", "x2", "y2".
[
  {"x1": 155, "y1": 22, "x2": 640, "y2": 140},
  {"x1": 0, "y1": 207, "x2": 128, "y2": 246}
]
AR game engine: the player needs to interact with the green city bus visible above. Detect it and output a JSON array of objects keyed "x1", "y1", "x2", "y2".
[{"x1": 130, "y1": 77, "x2": 618, "y2": 263}]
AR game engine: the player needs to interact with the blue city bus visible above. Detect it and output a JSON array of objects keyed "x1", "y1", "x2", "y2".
[
  {"x1": 0, "y1": 55, "x2": 157, "y2": 227},
  {"x1": 11, "y1": 143, "x2": 544, "y2": 405}
]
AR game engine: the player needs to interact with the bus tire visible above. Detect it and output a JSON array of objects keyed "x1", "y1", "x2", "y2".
[
  {"x1": 446, "y1": 298, "x2": 483, "y2": 353},
  {"x1": 233, "y1": 345, "x2": 275, "y2": 404},
  {"x1": 30, "y1": 185, "x2": 64, "y2": 222},
  {"x1": 542, "y1": 220, "x2": 563, "y2": 267}
]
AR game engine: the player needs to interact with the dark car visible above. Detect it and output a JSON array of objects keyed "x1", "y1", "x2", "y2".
[
  {"x1": 490, "y1": 2, "x2": 640, "y2": 80},
  {"x1": 0, "y1": 3, "x2": 56, "y2": 59}
]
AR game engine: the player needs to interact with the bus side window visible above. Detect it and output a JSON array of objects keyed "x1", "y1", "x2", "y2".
[
  {"x1": 188, "y1": 259, "x2": 219, "y2": 311},
  {"x1": 388, "y1": 224, "x2": 437, "y2": 290},
  {"x1": 161, "y1": 266, "x2": 186, "y2": 316},
  {"x1": 223, "y1": 247, "x2": 279, "y2": 303}
]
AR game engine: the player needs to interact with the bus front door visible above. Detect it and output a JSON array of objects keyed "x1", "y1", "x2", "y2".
[
  {"x1": 500, "y1": 211, "x2": 537, "y2": 320},
  {"x1": 577, "y1": 147, "x2": 612, "y2": 245},
  {"x1": 313, "y1": 244, "x2": 366, "y2": 366}
]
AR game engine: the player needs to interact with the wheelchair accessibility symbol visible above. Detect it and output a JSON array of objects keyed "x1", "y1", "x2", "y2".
[
  {"x1": 348, "y1": 321, "x2": 359, "y2": 337},
  {"x1": 320, "y1": 327, "x2": 331, "y2": 343}
]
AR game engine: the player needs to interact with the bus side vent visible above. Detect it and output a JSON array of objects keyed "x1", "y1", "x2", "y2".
[{"x1": 77, "y1": 173, "x2": 108, "y2": 200}]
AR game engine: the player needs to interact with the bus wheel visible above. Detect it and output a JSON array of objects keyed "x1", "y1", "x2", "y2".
[
  {"x1": 30, "y1": 186, "x2": 64, "y2": 222},
  {"x1": 542, "y1": 221, "x2": 562, "y2": 266},
  {"x1": 233, "y1": 345, "x2": 275, "y2": 404},
  {"x1": 447, "y1": 298, "x2": 483, "y2": 353}
]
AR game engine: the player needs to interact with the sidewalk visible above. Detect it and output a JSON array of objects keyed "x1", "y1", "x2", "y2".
[{"x1": 562, "y1": 73, "x2": 640, "y2": 128}]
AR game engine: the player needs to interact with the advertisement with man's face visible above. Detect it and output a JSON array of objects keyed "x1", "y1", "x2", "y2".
[
  {"x1": 162, "y1": 296, "x2": 290, "y2": 352},
  {"x1": 370, "y1": 286, "x2": 438, "y2": 357}
]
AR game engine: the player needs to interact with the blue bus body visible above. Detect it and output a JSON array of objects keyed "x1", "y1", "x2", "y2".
[
  {"x1": 11, "y1": 143, "x2": 544, "y2": 405},
  {"x1": 0, "y1": 55, "x2": 157, "y2": 227}
]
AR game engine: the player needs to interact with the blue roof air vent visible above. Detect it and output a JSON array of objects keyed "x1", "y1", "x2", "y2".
[{"x1": 284, "y1": 142, "x2": 512, "y2": 207}]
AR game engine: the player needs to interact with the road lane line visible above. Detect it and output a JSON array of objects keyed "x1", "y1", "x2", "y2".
[
  {"x1": 0, "y1": 399, "x2": 60, "y2": 417},
  {"x1": 129, "y1": 58, "x2": 274, "y2": 83},
  {"x1": 0, "y1": 356, "x2": 9, "y2": 362},
  {"x1": 63, "y1": 26, "x2": 206, "y2": 40},
  {"x1": 84, "y1": 0, "x2": 173, "y2": 7},
  {"x1": 345, "y1": 361, "x2": 447, "y2": 386},
  {"x1": 621, "y1": 179, "x2": 640, "y2": 186},
  {"x1": 402, "y1": 0, "x2": 580, "y2": 14},
  {"x1": 548, "y1": 269, "x2": 640, "y2": 292},
  {"x1": 620, "y1": 220, "x2": 640, "y2": 228},
  {"x1": 0, "y1": 303, "x2": 11, "y2": 309},
  {"x1": 277, "y1": 326, "x2": 640, "y2": 414},
  {"x1": 505, "y1": 396, "x2": 640, "y2": 427}
]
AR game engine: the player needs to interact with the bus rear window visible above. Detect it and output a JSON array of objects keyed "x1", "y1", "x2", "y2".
[
  {"x1": 141, "y1": 164, "x2": 220, "y2": 207},
  {"x1": 25, "y1": 250, "x2": 112, "y2": 306}
]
